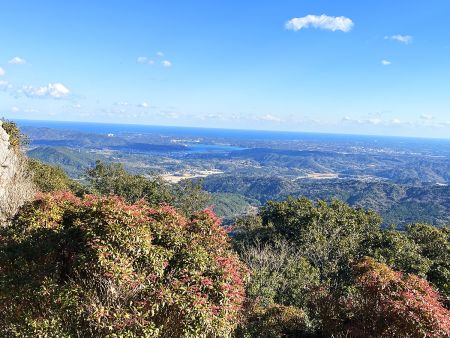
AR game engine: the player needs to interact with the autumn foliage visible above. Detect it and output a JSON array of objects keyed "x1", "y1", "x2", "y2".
[
  {"x1": 317, "y1": 257, "x2": 450, "y2": 337},
  {"x1": 235, "y1": 198, "x2": 450, "y2": 337},
  {"x1": 0, "y1": 192, "x2": 247, "y2": 337}
]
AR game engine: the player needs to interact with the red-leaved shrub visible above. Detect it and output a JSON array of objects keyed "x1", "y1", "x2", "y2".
[
  {"x1": 317, "y1": 257, "x2": 450, "y2": 337},
  {"x1": 0, "y1": 192, "x2": 248, "y2": 337}
]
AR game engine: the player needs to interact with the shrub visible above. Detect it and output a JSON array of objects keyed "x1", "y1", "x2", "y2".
[
  {"x1": 236, "y1": 198, "x2": 382, "y2": 291},
  {"x1": 171, "y1": 178, "x2": 212, "y2": 216},
  {"x1": 367, "y1": 225, "x2": 431, "y2": 278},
  {"x1": 236, "y1": 304, "x2": 309, "y2": 338},
  {"x1": 317, "y1": 257, "x2": 450, "y2": 337},
  {"x1": 239, "y1": 240, "x2": 319, "y2": 309},
  {"x1": 366, "y1": 223, "x2": 450, "y2": 305},
  {"x1": 406, "y1": 223, "x2": 450, "y2": 303},
  {"x1": 0, "y1": 118, "x2": 29, "y2": 151},
  {"x1": 86, "y1": 161, "x2": 211, "y2": 215},
  {"x1": 86, "y1": 160, "x2": 173, "y2": 205},
  {"x1": 235, "y1": 198, "x2": 450, "y2": 336},
  {"x1": 0, "y1": 192, "x2": 247, "y2": 337},
  {"x1": 28, "y1": 159, "x2": 85, "y2": 194}
]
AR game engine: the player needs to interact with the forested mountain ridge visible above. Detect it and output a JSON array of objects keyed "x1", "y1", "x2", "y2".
[
  {"x1": 201, "y1": 175, "x2": 450, "y2": 226},
  {"x1": 193, "y1": 146, "x2": 450, "y2": 185},
  {"x1": 19, "y1": 122, "x2": 450, "y2": 227}
]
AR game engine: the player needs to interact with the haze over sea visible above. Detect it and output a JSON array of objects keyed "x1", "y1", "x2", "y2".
[{"x1": 14, "y1": 119, "x2": 450, "y2": 146}]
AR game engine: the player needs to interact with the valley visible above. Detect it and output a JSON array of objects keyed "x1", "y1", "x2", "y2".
[{"x1": 19, "y1": 120, "x2": 450, "y2": 227}]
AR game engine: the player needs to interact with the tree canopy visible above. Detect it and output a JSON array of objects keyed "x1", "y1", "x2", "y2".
[{"x1": 234, "y1": 197, "x2": 450, "y2": 337}]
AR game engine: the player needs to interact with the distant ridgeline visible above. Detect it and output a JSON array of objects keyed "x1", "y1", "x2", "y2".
[
  {"x1": 201, "y1": 175, "x2": 450, "y2": 227},
  {"x1": 17, "y1": 121, "x2": 450, "y2": 227}
]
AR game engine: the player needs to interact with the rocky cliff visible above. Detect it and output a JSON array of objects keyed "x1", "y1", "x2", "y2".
[{"x1": 0, "y1": 121, "x2": 35, "y2": 223}]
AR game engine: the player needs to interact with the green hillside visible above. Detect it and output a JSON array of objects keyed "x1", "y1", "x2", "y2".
[{"x1": 27, "y1": 146, "x2": 105, "y2": 177}]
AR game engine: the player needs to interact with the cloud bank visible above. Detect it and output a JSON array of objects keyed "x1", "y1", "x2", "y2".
[
  {"x1": 137, "y1": 56, "x2": 154, "y2": 65},
  {"x1": 22, "y1": 83, "x2": 70, "y2": 98},
  {"x1": 286, "y1": 14, "x2": 354, "y2": 32},
  {"x1": 385, "y1": 35, "x2": 413, "y2": 44},
  {"x1": 137, "y1": 53, "x2": 171, "y2": 67},
  {"x1": 8, "y1": 57, "x2": 27, "y2": 65}
]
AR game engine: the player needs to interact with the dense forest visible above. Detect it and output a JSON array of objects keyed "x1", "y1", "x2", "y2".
[
  {"x1": 201, "y1": 175, "x2": 450, "y2": 227},
  {"x1": 1, "y1": 120, "x2": 449, "y2": 337}
]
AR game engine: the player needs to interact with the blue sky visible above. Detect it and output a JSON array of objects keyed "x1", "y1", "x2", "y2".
[{"x1": 1, "y1": 0, "x2": 450, "y2": 138}]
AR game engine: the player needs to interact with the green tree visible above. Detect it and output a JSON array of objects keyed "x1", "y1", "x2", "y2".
[
  {"x1": 365, "y1": 223, "x2": 449, "y2": 303},
  {"x1": 86, "y1": 161, "x2": 212, "y2": 215},
  {"x1": 1, "y1": 118, "x2": 29, "y2": 151},
  {"x1": 171, "y1": 179, "x2": 212, "y2": 215},
  {"x1": 406, "y1": 223, "x2": 450, "y2": 303},
  {"x1": 86, "y1": 160, "x2": 173, "y2": 205},
  {"x1": 367, "y1": 225, "x2": 431, "y2": 277},
  {"x1": 234, "y1": 197, "x2": 450, "y2": 336},
  {"x1": 239, "y1": 240, "x2": 319, "y2": 309},
  {"x1": 239, "y1": 197, "x2": 382, "y2": 290},
  {"x1": 27, "y1": 159, "x2": 85, "y2": 194},
  {"x1": 236, "y1": 304, "x2": 309, "y2": 338},
  {"x1": 234, "y1": 198, "x2": 384, "y2": 336}
]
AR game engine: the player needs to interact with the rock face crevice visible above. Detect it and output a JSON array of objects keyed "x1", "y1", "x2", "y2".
[{"x1": 0, "y1": 121, "x2": 35, "y2": 224}]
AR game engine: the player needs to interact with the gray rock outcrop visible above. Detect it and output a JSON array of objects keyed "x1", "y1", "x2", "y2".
[{"x1": 0, "y1": 121, "x2": 35, "y2": 224}]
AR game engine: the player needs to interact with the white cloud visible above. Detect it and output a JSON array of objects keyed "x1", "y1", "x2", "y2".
[
  {"x1": 23, "y1": 108, "x2": 39, "y2": 113},
  {"x1": 115, "y1": 101, "x2": 129, "y2": 106},
  {"x1": 156, "y1": 51, "x2": 164, "y2": 57},
  {"x1": 342, "y1": 115, "x2": 394, "y2": 126},
  {"x1": 0, "y1": 80, "x2": 10, "y2": 88},
  {"x1": 8, "y1": 57, "x2": 27, "y2": 65},
  {"x1": 381, "y1": 59, "x2": 391, "y2": 65},
  {"x1": 258, "y1": 114, "x2": 284, "y2": 122},
  {"x1": 385, "y1": 34, "x2": 413, "y2": 44},
  {"x1": 285, "y1": 14, "x2": 354, "y2": 32},
  {"x1": 137, "y1": 56, "x2": 148, "y2": 64},
  {"x1": 137, "y1": 56, "x2": 155, "y2": 65},
  {"x1": 138, "y1": 102, "x2": 149, "y2": 108},
  {"x1": 157, "y1": 110, "x2": 179, "y2": 119},
  {"x1": 8, "y1": 106, "x2": 39, "y2": 115},
  {"x1": 367, "y1": 118, "x2": 382, "y2": 125},
  {"x1": 200, "y1": 113, "x2": 227, "y2": 121},
  {"x1": 342, "y1": 114, "x2": 450, "y2": 129},
  {"x1": 73, "y1": 103, "x2": 82, "y2": 109},
  {"x1": 22, "y1": 83, "x2": 70, "y2": 98},
  {"x1": 342, "y1": 116, "x2": 365, "y2": 124},
  {"x1": 0, "y1": 67, "x2": 5, "y2": 76},
  {"x1": 162, "y1": 60, "x2": 172, "y2": 67}
]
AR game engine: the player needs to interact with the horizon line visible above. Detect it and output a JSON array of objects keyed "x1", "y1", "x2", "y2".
[{"x1": 6, "y1": 117, "x2": 450, "y2": 142}]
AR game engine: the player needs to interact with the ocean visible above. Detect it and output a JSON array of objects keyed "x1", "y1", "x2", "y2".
[{"x1": 14, "y1": 119, "x2": 450, "y2": 143}]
